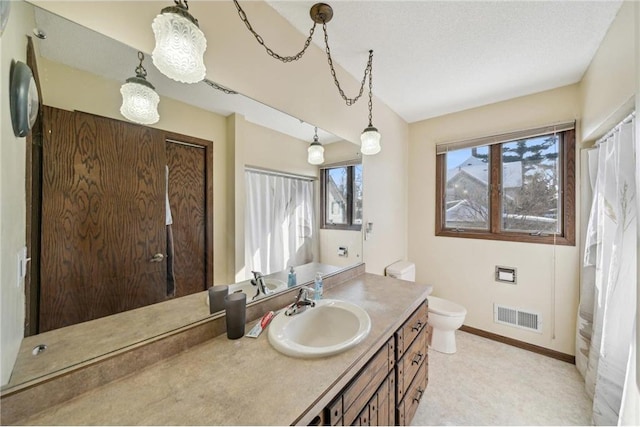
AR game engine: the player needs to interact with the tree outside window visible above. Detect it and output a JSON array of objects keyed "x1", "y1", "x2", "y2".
[{"x1": 436, "y1": 128, "x2": 575, "y2": 245}]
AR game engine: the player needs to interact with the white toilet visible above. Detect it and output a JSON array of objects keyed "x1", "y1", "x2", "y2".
[
  {"x1": 425, "y1": 296, "x2": 467, "y2": 354},
  {"x1": 386, "y1": 261, "x2": 467, "y2": 354}
]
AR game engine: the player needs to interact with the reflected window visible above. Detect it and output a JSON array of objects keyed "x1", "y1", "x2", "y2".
[{"x1": 321, "y1": 163, "x2": 362, "y2": 230}]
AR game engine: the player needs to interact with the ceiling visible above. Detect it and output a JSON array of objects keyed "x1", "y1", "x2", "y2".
[
  {"x1": 36, "y1": 1, "x2": 624, "y2": 139},
  {"x1": 268, "y1": 0, "x2": 624, "y2": 123}
]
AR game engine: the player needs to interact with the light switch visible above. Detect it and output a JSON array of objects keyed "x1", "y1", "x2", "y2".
[{"x1": 17, "y1": 246, "x2": 30, "y2": 287}]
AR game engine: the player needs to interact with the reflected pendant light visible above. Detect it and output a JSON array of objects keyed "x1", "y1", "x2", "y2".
[
  {"x1": 120, "y1": 52, "x2": 160, "y2": 125},
  {"x1": 308, "y1": 127, "x2": 325, "y2": 165},
  {"x1": 152, "y1": 0, "x2": 206, "y2": 84},
  {"x1": 360, "y1": 51, "x2": 381, "y2": 155}
]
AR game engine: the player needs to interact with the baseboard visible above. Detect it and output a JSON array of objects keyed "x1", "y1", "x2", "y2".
[{"x1": 459, "y1": 325, "x2": 576, "y2": 364}]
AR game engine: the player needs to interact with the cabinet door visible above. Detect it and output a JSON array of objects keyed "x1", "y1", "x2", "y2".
[{"x1": 40, "y1": 107, "x2": 166, "y2": 331}]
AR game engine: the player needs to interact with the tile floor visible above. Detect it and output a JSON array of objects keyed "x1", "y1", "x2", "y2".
[{"x1": 412, "y1": 330, "x2": 593, "y2": 426}]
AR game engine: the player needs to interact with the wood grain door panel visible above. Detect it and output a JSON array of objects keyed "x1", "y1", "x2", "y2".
[
  {"x1": 40, "y1": 107, "x2": 167, "y2": 332},
  {"x1": 166, "y1": 141, "x2": 207, "y2": 297}
]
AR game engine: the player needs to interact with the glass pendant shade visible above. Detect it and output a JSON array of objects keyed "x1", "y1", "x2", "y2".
[
  {"x1": 120, "y1": 79, "x2": 160, "y2": 125},
  {"x1": 152, "y1": 9, "x2": 206, "y2": 84},
  {"x1": 308, "y1": 142, "x2": 325, "y2": 165},
  {"x1": 360, "y1": 126, "x2": 381, "y2": 155}
]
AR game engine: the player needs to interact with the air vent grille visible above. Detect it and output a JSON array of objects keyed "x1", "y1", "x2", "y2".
[{"x1": 494, "y1": 304, "x2": 542, "y2": 333}]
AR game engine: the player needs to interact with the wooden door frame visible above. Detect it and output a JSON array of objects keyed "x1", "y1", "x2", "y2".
[{"x1": 25, "y1": 36, "x2": 44, "y2": 336}]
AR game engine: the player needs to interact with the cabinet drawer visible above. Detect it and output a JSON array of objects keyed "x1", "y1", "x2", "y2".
[
  {"x1": 326, "y1": 338, "x2": 393, "y2": 426},
  {"x1": 395, "y1": 326, "x2": 427, "y2": 403},
  {"x1": 396, "y1": 360, "x2": 427, "y2": 426},
  {"x1": 395, "y1": 301, "x2": 427, "y2": 360},
  {"x1": 343, "y1": 338, "x2": 392, "y2": 425}
]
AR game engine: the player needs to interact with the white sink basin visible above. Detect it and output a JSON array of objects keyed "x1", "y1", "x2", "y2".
[{"x1": 268, "y1": 299, "x2": 371, "y2": 358}]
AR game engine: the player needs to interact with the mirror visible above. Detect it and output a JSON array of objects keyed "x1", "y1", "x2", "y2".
[{"x1": 1, "y1": 2, "x2": 364, "y2": 391}]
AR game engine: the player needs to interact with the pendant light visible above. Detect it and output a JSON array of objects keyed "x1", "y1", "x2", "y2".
[
  {"x1": 360, "y1": 50, "x2": 381, "y2": 155},
  {"x1": 120, "y1": 52, "x2": 160, "y2": 125},
  {"x1": 152, "y1": 0, "x2": 206, "y2": 84},
  {"x1": 308, "y1": 127, "x2": 325, "y2": 165}
]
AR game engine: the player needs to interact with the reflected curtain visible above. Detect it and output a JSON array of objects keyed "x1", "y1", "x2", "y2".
[
  {"x1": 577, "y1": 113, "x2": 636, "y2": 425},
  {"x1": 245, "y1": 170, "x2": 315, "y2": 277}
]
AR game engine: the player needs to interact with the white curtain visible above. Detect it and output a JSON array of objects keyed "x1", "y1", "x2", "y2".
[
  {"x1": 245, "y1": 170, "x2": 315, "y2": 277},
  {"x1": 577, "y1": 113, "x2": 637, "y2": 425}
]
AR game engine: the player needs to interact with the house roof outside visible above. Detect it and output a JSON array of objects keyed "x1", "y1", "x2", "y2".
[{"x1": 447, "y1": 155, "x2": 523, "y2": 189}]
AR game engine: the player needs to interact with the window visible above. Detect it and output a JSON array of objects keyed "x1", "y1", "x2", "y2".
[
  {"x1": 436, "y1": 124, "x2": 575, "y2": 245},
  {"x1": 321, "y1": 163, "x2": 362, "y2": 230}
]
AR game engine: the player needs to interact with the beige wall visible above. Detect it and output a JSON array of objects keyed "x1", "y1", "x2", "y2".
[
  {"x1": 580, "y1": 0, "x2": 636, "y2": 143},
  {"x1": 29, "y1": 0, "x2": 410, "y2": 277},
  {"x1": 0, "y1": 0, "x2": 35, "y2": 385},
  {"x1": 408, "y1": 84, "x2": 581, "y2": 355},
  {"x1": 38, "y1": 55, "x2": 233, "y2": 286}
]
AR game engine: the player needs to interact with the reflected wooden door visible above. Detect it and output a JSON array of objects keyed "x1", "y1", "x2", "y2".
[
  {"x1": 40, "y1": 107, "x2": 167, "y2": 332},
  {"x1": 166, "y1": 139, "x2": 208, "y2": 297}
]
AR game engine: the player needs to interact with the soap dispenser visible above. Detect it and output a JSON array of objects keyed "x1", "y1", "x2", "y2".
[
  {"x1": 287, "y1": 266, "x2": 297, "y2": 288},
  {"x1": 314, "y1": 272, "x2": 323, "y2": 300}
]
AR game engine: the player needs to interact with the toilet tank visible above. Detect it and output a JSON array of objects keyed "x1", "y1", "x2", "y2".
[{"x1": 385, "y1": 261, "x2": 415, "y2": 281}]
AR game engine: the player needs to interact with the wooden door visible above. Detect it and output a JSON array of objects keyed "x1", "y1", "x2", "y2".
[
  {"x1": 166, "y1": 139, "x2": 209, "y2": 297},
  {"x1": 40, "y1": 107, "x2": 167, "y2": 332}
]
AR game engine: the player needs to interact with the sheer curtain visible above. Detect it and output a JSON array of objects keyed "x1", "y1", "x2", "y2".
[
  {"x1": 245, "y1": 169, "x2": 315, "y2": 277},
  {"x1": 577, "y1": 113, "x2": 637, "y2": 425}
]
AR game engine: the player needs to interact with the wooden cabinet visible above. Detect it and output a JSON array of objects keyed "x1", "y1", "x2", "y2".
[
  {"x1": 325, "y1": 337, "x2": 394, "y2": 426},
  {"x1": 321, "y1": 300, "x2": 428, "y2": 426},
  {"x1": 395, "y1": 300, "x2": 429, "y2": 425}
]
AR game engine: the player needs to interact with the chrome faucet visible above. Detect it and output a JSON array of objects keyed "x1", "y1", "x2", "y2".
[
  {"x1": 285, "y1": 286, "x2": 316, "y2": 316},
  {"x1": 251, "y1": 271, "x2": 272, "y2": 299}
]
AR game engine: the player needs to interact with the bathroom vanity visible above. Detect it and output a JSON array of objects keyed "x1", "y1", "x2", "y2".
[{"x1": 1, "y1": 266, "x2": 431, "y2": 425}]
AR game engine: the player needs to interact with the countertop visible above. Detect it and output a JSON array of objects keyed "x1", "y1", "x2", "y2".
[{"x1": 17, "y1": 273, "x2": 430, "y2": 425}]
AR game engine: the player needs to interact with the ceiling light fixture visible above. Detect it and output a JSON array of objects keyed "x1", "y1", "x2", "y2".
[
  {"x1": 120, "y1": 52, "x2": 160, "y2": 125},
  {"x1": 233, "y1": 1, "x2": 381, "y2": 155},
  {"x1": 360, "y1": 51, "x2": 381, "y2": 155},
  {"x1": 152, "y1": 0, "x2": 206, "y2": 84},
  {"x1": 308, "y1": 127, "x2": 324, "y2": 165}
]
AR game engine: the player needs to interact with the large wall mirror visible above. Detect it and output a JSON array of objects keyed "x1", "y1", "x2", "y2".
[{"x1": 2, "y1": 1, "x2": 364, "y2": 391}]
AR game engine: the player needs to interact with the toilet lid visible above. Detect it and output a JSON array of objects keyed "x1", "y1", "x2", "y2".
[{"x1": 427, "y1": 296, "x2": 467, "y2": 317}]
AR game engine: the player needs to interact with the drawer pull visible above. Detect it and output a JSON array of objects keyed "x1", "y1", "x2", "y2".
[
  {"x1": 411, "y1": 352, "x2": 424, "y2": 366},
  {"x1": 411, "y1": 321, "x2": 423, "y2": 332},
  {"x1": 413, "y1": 387, "x2": 425, "y2": 403}
]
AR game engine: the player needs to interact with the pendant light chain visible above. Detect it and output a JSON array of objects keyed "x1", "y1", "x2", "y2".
[
  {"x1": 233, "y1": 1, "x2": 373, "y2": 107},
  {"x1": 367, "y1": 50, "x2": 373, "y2": 126},
  {"x1": 323, "y1": 23, "x2": 373, "y2": 107},
  {"x1": 135, "y1": 51, "x2": 148, "y2": 79},
  {"x1": 233, "y1": 0, "x2": 317, "y2": 63}
]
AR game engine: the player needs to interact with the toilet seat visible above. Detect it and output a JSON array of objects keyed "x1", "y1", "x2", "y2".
[{"x1": 427, "y1": 296, "x2": 467, "y2": 317}]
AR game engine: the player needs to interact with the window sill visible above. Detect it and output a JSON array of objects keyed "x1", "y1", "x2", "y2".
[
  {"x1": 436, "y1": 229, "x2": 575, "y2": 246},
  {"x1": 322, "y1": 225, "x2": 362, "y2": 232}
]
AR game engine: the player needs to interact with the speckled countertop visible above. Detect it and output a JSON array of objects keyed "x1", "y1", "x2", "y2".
[{"x1": 17, "y1": 273, "x2": 430, "y2": 426}]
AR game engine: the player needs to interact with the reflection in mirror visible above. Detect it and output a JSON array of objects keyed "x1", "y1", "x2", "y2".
[{"x1": 1, "y1": 2, "x2": 364, "y2": 391}]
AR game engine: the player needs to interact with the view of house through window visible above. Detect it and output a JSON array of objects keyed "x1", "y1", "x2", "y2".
[
  {"x1": 437, "y1": 126, "x2": 574, "y2": 245},
  {"x1": 322, "y1": 163, "x2": 363, "y2": 230},
  {"x1": 445, "y1": 146, "x2": 490, "y2": 230}
]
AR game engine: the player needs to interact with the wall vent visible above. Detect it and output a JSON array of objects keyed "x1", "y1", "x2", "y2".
[{"x1": 493, "y1": 304, "x2": 542, "y2": 333}]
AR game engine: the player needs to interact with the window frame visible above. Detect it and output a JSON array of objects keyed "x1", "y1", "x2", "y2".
[
  {"x1": 320, "y1": 162, "x2": 363, "y2": 231},
  {"x1": 435, "y1": 129, "x2": 575, "y2": 246}
]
